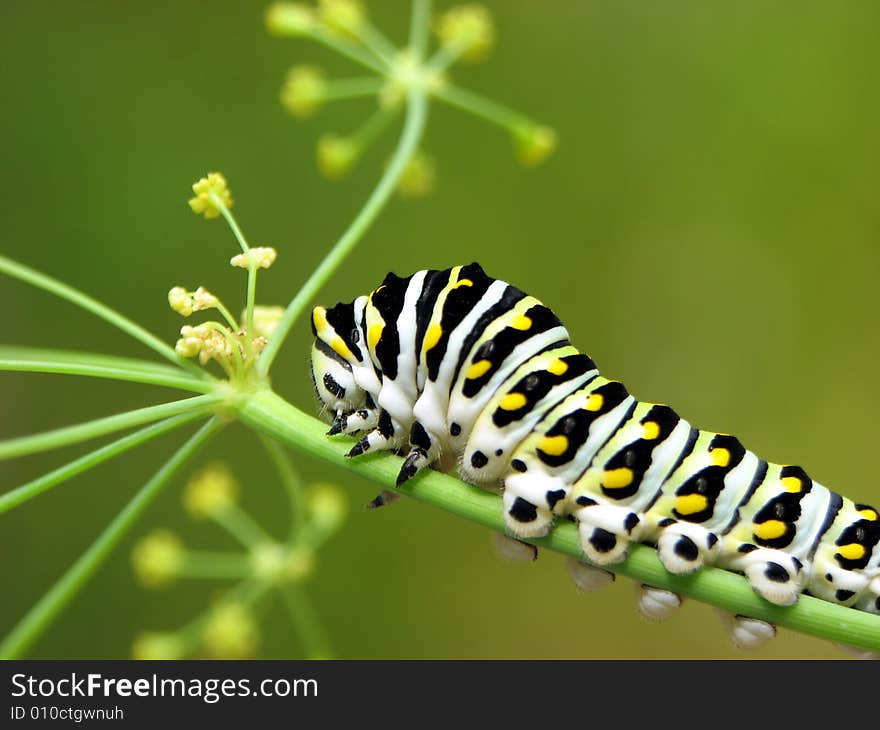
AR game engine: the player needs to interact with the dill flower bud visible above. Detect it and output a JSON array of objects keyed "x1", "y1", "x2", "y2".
[
  {"x1": 188, "y1": 172, "x2": 232, "y2": 219},
  {"x1": 281, "y1": 66, "x2": 327, "y2": 119},
  {"x1": 265, "y1": 2, "x2": 316, "y2": 37},
  {"x1": 168, "y1": 286, "x2": 194, "y2": 316},
  {"x1": 132, "y1": 530, "x2": 184, "y2": 589},
  {"x1": 132, "y1": 632, "x2": 187, "y2": 661},
  {"x1": 317, "y1": 134, "x2": 359, "y2": 179},
  {"x1": 397, "y1": 151, "x2": 436, "y2": 198},
  {"x1": 308, "y1": 482, "x2": 348, "y2": 534},
  {"x1": 249, "y1": 305, "x2": 285, "y2": 338},
  {"x1": 318, "y1": 0, "x2": 366, "y2": 38},
  {"x1": 230, "y1": 247, "x2": 277, "y2": 270},
  {"x1": 511, "y1": 123, "x2": 557, "y2": 167},
  {"x1": 201, "y1": 603, "x2": 260, "y2": 659},
  {"x1": 191, "y1": 286, "x2": 219, "y2": 312},
  {"x1": 184, "y1": 462, "x2": 239, "y2": 519},
  {"x1": 435, "y1": 4, "x2": 495, "y2": 63}
]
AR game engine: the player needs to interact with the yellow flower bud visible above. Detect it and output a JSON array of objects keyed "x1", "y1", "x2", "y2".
[
  {"x1": 132, "y1": 530, "x2": 184, "y2": 589},
  {"x1": 435, "y1": 4, "x2": 495, "y2": 63},
  {"x1": 188, "y1": 172, "x2": 232, "y2": 219},
  {"x1": 397, "y1": 151, "x2": 436, "y2": 198},
  {"x1": 265, "y1": 2, "x2": 316, "y2": 37},
  {"x1": 184, "y1": 462, "x2": 239, "y2": 519},
  {"x1": 280, "y1": 66, "x2": 327, "y2": 119},
  {"x1": 230, "y1": 247, "x2": 277, "y2": 270},
  {"x1": 511, "y1": 123, "x2": 557, "y2": 167},
  {"x1": 318, "y1": 0, "x2": 366, "y2": 38},
  {"x1": 308, "y1": 482, "x2": 348, "y2": 534},
  {"x1": 191, "y1": 286, "x2": 219, "y2": 312},
  {"x1": 132, "y1": 632, "x2": 187, "y2": 661},
  {"x1": 285, "y1": 545, "x2": 316, "y2": 582},
  {"x1": 201, "y1": 603, "x2": 260, "y2": 659},
  {"x1": 317, "y1": 134, "x2": 360, "y2": 180},
  {"x1": 168, "y1": 286, "x2": 194, "y2": 316}
]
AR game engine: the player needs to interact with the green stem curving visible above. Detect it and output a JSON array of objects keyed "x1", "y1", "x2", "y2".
[
  {"x1": 0, "y1": 412, "x2": 206, "y2": 514},
  {"x1": 238, "y1": 388, "x2": 880, "y2": 654},
  {"x1": 0, "y1": 255, "x2": 203, "y2": 376},
  {"x1": 260, "y1": 435, "x2": 306, "y2": 539},
  {"x1": 0, "y1": 393, "x2": 222, "y2": 462},
  {"x1": 0, "y1": 418, "x2": 222, "y2": 659}
]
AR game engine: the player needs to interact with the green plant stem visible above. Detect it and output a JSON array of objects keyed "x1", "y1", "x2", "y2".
[
  {"x1": 260, "y1": 435, "x2": 306, "y2": 538},
  {"x1": 353, "y1": 22, "x2": 398, "y2": 68},
  {"x1": 410, "y1": 0, "x2": 432, "y2": 60},
  {"x1": 309, "y1": 26, "x2": 388, "y2": 74},
  {"x1": 351, "y1": 104, "x2": 399, "y2": 149},
  {"x1": 0, "y1": 393, "x2": 222, "y2": 462},
  {"x1": 0, "y1": 418, "x2": 222, "y2": 659},
  {"x1": 323, "y1": 77, "x2": 386, "y2": 101},
  {"x1": 258, "y1": 87, "x2": 429, "y2": 375},
  {"x1": 179, "y1": 553, "x2": 252, "y2": 580},
  {"x1": 0, "y1": 355, "x2": 214, "y2": 393},
  {"x1": 213, "y1": 504, "x2": 273, "y2": 548},
  {"x1": 281, "y1": 585, "x2": 334, "y2": 659},
  {"x1": 434, "y1": 84, "x2": 538, "y2": 132},
  {"x1": 0, "y1": 254, "x2": 203, "y2": 376},
  {"x1": 210, "y1": 194, "x2": 250, "y2": 254},
  {"x1": 238, "y1": 388, "x2": 880, "y2": 654},
  {"x1": 0, "y1": 413, "x2": 205, "y2": 514}
]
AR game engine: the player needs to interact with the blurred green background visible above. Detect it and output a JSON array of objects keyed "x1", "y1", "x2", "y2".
[{"x1": 1, "y1": 1, "x2": 878, "y2": 659}]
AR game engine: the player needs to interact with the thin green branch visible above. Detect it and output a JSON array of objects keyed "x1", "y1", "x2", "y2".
[
  {"x1": 258, "y1": 87, "x2": 429, "y2": 374},
  {"x1": 179, "y1": 552, "x2": 252, "y2": 580},
  {"x1": 352, "y1": 21, "x2": 398, "y2": 68},
  {"x1": 0, "y1": 393, "x2": 222, "y2": 462},
  {"x1": 0, "y1": 418, "x2": 222, "y2": 659},
  {"x1": 323, "y1": 76, "x2": 386, "y2": 101},
  {"x1": 434, "y1": 84, "x2": 538, "y2": 132},
  {"x1": 0, "y1": 347, "x2": 200, "y2": 376},
  {"x1": 238, "y1": 388, "x2": 880, "y2": 654},
  {"x1": 0, "y1": 354, "x2": 214, "y2": 393},
  {"x1": 410, "y1": 0, "x2": 432, "y2": 60},
  {"x1": 210, "y1": 193, "x2": 250, "y2": 254},
  {"x1": 309, "y1": 26, "x2": 388, "y2": 74},
  {"x1": 260, "y1": 434, "x2": 306, "y2": 538},
  {"x1": 213, "y1": 504, "x2": 274, "y2": 548},
  {"x1": 281, "y1": 585, "x2": 334, "y2": 659},
  {"x1": 0, "y1": 412, "x2": 205, "y2": 515},
  {"x1": 0, "y1": 254, "x2": 203, "y2": 376}
]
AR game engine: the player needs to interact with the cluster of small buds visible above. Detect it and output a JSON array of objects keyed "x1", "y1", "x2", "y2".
[
  {"x1": 318, "y1": 0, "x2": 366, "y2": 38},
  {"x1": 249, "y1": 306, "x2": 285, "y2": 338},
  {"x1": 265, "y1": 2, "x2": 317, "y2": 37},
  {"x1": 280, "y1": 65, "x2": 327, "y2": 118},
  {"x1": 188, "y1": 173, "x2": 232, "y2": 219},
  {"x1": 201, "y1": 602, "x2": 261, "y2": 659},
  {"x1": 132, "y1": 461, "x2": 348, "y2": 659},
  {"x1": 512, "y1": 123, "x2": 558, "y2": 167},
  {"x1": 230, "y1": 247, "x2": 277, "y2": 270},
  {"x1": 317, "y1": 134, "x2": 360, "y2": 179},
  {"x1": 396, "y1": 150, "x2": 436, "y2": 198},
  {"x1": 131, "y1": 530, "x2": 184, "y2": 589},
  {"x1": 167, "y1": 286, "x2": 219, "y2": 317},
  {"x1": 175, "y1": 324, "x2": 236, "y2": 365},
  {"x1": 435, "y1": 4, "x2": 496, "y2": 62},
  {"x1": 184, "y1": 462, "x2": 239, "y2": 519}
]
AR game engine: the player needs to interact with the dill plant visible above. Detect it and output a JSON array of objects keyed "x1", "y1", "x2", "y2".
[{"x1": 0, "y1": 0, "x2": 878, "y2": 660}]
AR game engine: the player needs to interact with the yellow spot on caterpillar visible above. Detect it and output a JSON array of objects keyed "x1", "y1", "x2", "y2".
[
  {"x1": 584, "y1": 393, "x2": 604, "y2": 412},
  {"x1": 710, "y1": 448, "x2": 730, "y2": 468},
  {"x1": 781, "y1": 476, "x2": 803, "y2": 493},
  {"x1": 466, "y1": 359, "x2": 492, "y2": 380},
  {"x1": 312, "y1": 306, "x2": 329, "y2": 333},
  {"x1": 423, "y1": 322, "x2": 443, "y2": 351},
  {"x1": 500, "y1": 392, "x2": 527, "y2": 411},
  {"x1": 454, "y1": 278, "x2": 473, "y2": 288},
  {"x1": 642, "y1": 421, "x2": 660, "y2": 440},
  {"x1": 675, "y1": 493, "x2": 709, "y2": 516},
  {"x1": 753, "y1": 520, "x2": 787, "y2": 541},
  {"x1": 602, "y1": 468, "x2": 634, "y2": 489},
  {"x1": 330, "y1": 337, "x2": 354, "y2": 359},
  {"x1": 367, "y1": 323, "x2": 383, "y2": 349},
  {"x1": 547, "y1": 359, "x2": 568, "y2": 376},
  {"x1": 510, "y1": 314, "x2": 532, "y2": 331},
  {"x1": 837, "y1": 543, "x2": 866, "y2": 561},
  {"x1": 858, "y1": 508, "x2": 878, "y2": 521},
  {"x1": 539, "y1": 434, "x2": 569, "y2": 456}
]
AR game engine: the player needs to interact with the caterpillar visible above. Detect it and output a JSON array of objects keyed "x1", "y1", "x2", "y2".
[{"x1": 309, "y1": 262, "x2": 880, "y2": 651}]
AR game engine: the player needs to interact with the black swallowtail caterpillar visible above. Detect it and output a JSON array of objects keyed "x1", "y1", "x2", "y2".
[{"x1": 309, "y1": 262, "x2": 880, "y2": 651}]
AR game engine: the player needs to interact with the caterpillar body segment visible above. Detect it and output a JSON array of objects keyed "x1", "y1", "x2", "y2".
[{"x1": 309, "y1": 263, "x2": 880, "y2": 647}]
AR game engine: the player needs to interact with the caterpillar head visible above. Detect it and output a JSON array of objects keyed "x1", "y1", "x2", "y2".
[{"x1": 310, "y1": 303, "x2": 367, "y2": 420}]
